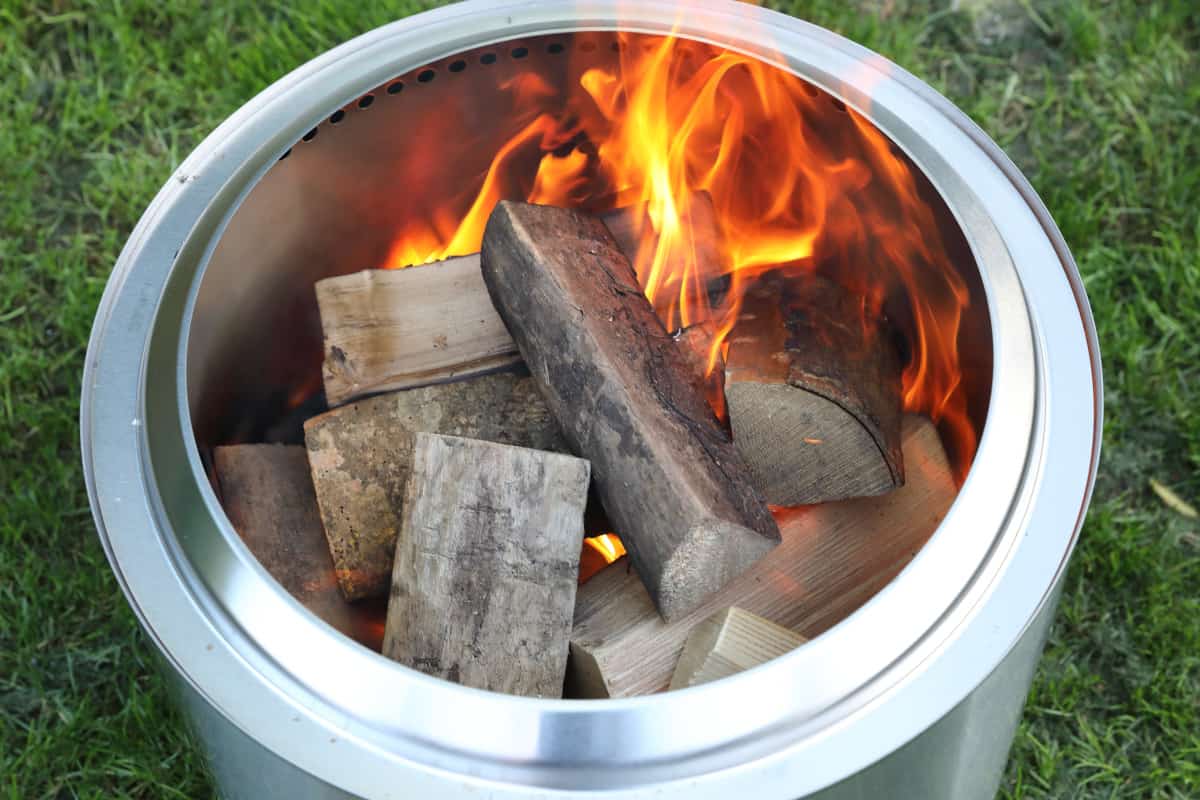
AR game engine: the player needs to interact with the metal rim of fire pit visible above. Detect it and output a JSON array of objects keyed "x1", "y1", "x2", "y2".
[{"x1": 81, "y1": 1, "x2": 1102, "y2": 797}]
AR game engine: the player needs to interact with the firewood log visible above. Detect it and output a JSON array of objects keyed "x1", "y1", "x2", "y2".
[
  {"x1": 213, "y1": 444, "x2": 381, "y2": 649},
  {"x1": 303, "y1": 372, "x2": 566, "y2": 601},
  {"x1": 382, "y1": 433, "x2": 590, "y2": 697},
  {"x1": 725, "y1": 275, "x2": 904, "y2": 506},
  {"x1": 316, "y1": 254, "x2": 520, "y2": 407},
  {"x1": 668, "y1": 607, "x2": 807, "y2": 690},
  {"x1": 567, "y1": 415, "x2": 953, "y2": 698},
  {"x1": 480, "y1": 201, "x2": 779, "y2": 621}
]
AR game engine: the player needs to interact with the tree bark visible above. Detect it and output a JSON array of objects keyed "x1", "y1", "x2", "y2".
[
  {"x1": 725, "y1": 275, "x2": 904, "y2": 506},
  {"x1": 567, "y1": 415, "x2": 953, "y2": 697},
  {"x1": 304, "y1": 371, "x2": 566, "y2": 601},
  {"x1": 382, "y1": 433, "x2": 590, "y2": 697},
  {"x1": 481, "y1": 201, "x2": 779, "y2": 621}
]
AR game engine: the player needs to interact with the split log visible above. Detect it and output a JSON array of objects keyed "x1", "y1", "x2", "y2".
[
  {"x1": 316, "y1": 254, "x2": 521, "y2": 406},
  {"x1": 668, "y1": 607, "x2": 807, "y2": 690},
  {"x1": 317, "y1": 194, "x2": 724, "y2": 408},
  {"x1": 568, "y1": 415, "x2": 953, "y2": 698},
  {"x1": 213, "y1": 444, "x2": 381, "y2": 650},
  {"x1": 481, "y1": 201, "x2": 779, "y2": 621},
  {"x1": 382, "y1": 433, "x2": 590, "y2": 697},
  {"x1": 304, "y1": 371, "x2": 566, "y2": 601},
  {"x1": 725, "y1": 275, "x2": 904, "y2": 506}
]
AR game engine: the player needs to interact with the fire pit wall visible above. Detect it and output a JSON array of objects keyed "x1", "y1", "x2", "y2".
[{"x1": 190, "y1": 31, "x2": 991, "y2": 468}]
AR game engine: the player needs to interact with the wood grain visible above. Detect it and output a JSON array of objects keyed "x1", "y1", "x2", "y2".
[
  {"x1": 316, "y1": 254, "x2": 520, "y2": 406},
  {"x1": 303, "y1": 371, "x2": 566, "y2": 601},
  {"x1": 382, "y1": 433, "x2": 590, "y2": 697},
  {"x1": 669, "y1": 607, "x2": 807, "y2": 690}
]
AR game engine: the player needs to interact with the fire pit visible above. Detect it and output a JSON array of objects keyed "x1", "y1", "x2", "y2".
[{"x1": 82, "y1": 2, "x2": 1101, "y2": 798}]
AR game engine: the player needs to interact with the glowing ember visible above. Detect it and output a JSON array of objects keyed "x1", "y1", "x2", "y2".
[
  {"x1": 382, "y1": 33, "x2": 977, "y2": 478},
  {"x1": 585, "y1": 533, "x2": 626, "y2": 564}
]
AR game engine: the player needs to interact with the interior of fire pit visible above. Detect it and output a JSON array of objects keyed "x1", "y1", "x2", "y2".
[{"x1": 186, "y1": 31, "x2": 993, "y2": 694}]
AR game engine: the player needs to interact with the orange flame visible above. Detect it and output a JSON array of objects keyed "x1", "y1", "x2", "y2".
[
  {"x1": 382, "y1": 32, "x2": 977, "y2": 475},
  {"x1": 579, "y1": 533, "x2": 627, "y2": 584}
]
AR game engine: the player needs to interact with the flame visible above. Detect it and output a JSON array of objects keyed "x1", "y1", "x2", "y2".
[
  {"x1": 586, "y1": 533, "x2": 626, "y2": 562},
  {"x1": 381, "y1": 32, "x2": 977, "y2": 476},
  {"x1": 579, "y1": 533, "x2": 627, "y2": 584}
]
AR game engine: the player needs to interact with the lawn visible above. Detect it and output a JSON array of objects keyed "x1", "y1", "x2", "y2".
[{"x1": 1, "y1": 0, "x2": 1197, "y2": 797}]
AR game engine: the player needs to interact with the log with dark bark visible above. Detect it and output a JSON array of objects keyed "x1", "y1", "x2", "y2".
[
  {"x1": 480, "y1": 201, "x2": 779, "y2": 621},
  {"x1": 725, "y1": 275, "x2": 904, "y2": 506},
  {"x1": 672, "y1": 321, "x2": 725, "y2": 418},
  {"x1": 213, "y1": 444, "x2": 381, "y2": 649},
  {"x1": 304, "y1": 371, "x2": 566, "y2": 601},
  {"x1": 316, "y1": 254, "x2": 521, "y2": 406},
  {"x1": 567, "y1": 415, "x2": 953, "y2": 698},
  {"x1": 668, "y1": 607, "x2": 807, "y2": 690},
  {"x1": 382, "y1": 433, "x2": 590, "y2": 697}
]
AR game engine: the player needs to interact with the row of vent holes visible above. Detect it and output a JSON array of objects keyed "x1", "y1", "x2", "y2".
[
  {"x1": 280, "y1": 42, "x2": 567, "y2": 159},
  {"x1": 281, "y1": 39, "x2": 847, "y2": 159}
]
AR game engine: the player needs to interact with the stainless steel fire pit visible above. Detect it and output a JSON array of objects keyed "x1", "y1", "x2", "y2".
[{"x1": 82, "y1": 2, "x2": 1101, "y2": 798}]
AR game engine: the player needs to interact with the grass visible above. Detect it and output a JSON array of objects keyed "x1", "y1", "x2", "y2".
[{"x1": 1, "y1": 0, "x2": 1196, "y2": 797}]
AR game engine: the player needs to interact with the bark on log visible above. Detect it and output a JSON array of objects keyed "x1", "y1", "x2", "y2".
[
  {"x1": 673, "y1": 321, "x2": 726, "y2": 419},
  {"x1": 668, "y1": 607, "x2": 807, "y2": 690},
  {"x1": 304, "y1": 372, "x2": 566, "y2": 601},
  {"x1": 567, "y1": 415, "x2": 953, "y2": 698},
  {"x1": 213, "y1": 444, "x2": 381, "y2": 650},
  {"x1": 481, "y1": 201, "x2": 779, "y2": 621},
  {"x1": 382, "y1": 433, "x2": 590, "y2": 697},
  {"x1": 316, "y1": 254, "x2": 521, "y2": 406},
  {"x1": 725, "y1": 275, "x2": 904, "y2": 506}
]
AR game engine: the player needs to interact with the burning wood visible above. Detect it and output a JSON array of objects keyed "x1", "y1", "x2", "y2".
[
  {"x1": 725, "y1": 276, "x2": 904, "y2": 506},
  {"x1": 212, "y1": 444, "x2": 381, "y2": 649},
  {"x1": 481, "y1": 201, "x2": 779, "y2": 621},
  {"x1": 567, "y1": 415, "x2": 952, "y2": 698},
  {"x1": 597, "y1": 191, "x2": 722, "y2": 286},
  {"x1": 317, "y1": 195, "x2": 722, "y2": 407},
  {"x1": 303, "y1": 372, "x2": 565, "y2": 601},
  {"x1": 668, "y1": 607, "x2": 806, "y2": 690},
  {"x1": 316, "y1": 254, "x2": 520, "y2": 407},
  {"x1": 382, "y1": 433, "x2": 590, "y2": 697}
]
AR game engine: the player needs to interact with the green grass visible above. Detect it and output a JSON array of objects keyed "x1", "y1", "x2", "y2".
[{"x1": 1, "y1": 1, "x2": 1196, "y2": 797}]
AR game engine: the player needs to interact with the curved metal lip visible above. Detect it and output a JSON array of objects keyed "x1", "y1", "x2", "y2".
[{"x1": 81, "y1": 1, "x2": 1102, "y2": 797}]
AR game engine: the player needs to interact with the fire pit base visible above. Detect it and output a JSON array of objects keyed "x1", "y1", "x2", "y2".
[{"x1": 169, "y1": 590, "x2": 1055, "y2": 800}]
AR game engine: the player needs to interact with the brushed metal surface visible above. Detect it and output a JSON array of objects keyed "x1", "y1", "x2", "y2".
[{"x1": 82, "y1": 1, "x2": 1102, "y2": 798}]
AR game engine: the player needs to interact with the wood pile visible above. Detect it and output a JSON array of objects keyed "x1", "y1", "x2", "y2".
[{"x1": 212, "y1": 197, "x2": 957, "y2": 699}]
